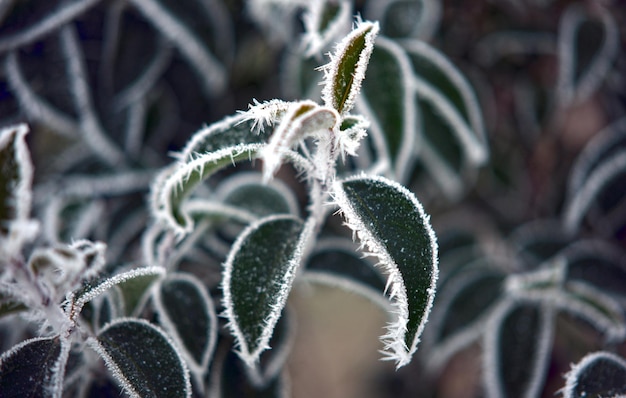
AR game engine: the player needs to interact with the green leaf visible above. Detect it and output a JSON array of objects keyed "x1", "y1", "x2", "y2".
[
  {"x1": 321, "y1": 20, "x2": 379, "y2": 115},
  {"x1": 0, "y1": 335, "x2": 64, "y2": 397},
  {"x1": 563, "y1": 351, "x2": 626, "y2": 398},
  {"x1": 151, "y1": 113, "x2": 309, "y2": 236},
  {"x1": 70, "y1": 266, "x2": 164, "y2": 319},
  {"x1": 0, "y1": 124, "x2": 35, "y2": 249},
  {"x1": 222, "y1": 215, "x2": 311, "y2": 366},
  {"x1": 484, "y1": 301, "x2": 554, "y2": 398},
  {"x1": 153, "y1": 273, "x2": 217, "y2": 374},
  {"x1": 333, "y1": 175, "x2": 438, "y2": 368},
  {"x1": 88, "y1": 318, "x2": 191, "y2": 398}
]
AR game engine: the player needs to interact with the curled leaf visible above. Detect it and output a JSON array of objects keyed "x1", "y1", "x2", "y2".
[
  {"x1": 88, "y1": 318, "x2": 191, "y2": 398},
  {"x1": 332, "y1": 175, "x2": 438, "y2": 368}
]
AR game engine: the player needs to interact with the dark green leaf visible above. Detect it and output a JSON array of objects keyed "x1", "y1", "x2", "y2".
[
  {"x1": 563, "y1": 351, "x2": 626, "y2": 398},
  {"x1": 89, "y1": 319, "x2": 191, "y2": 398},
  {"x1": 321, "y1": 21, "x2": 379, "y2": 115},
  {"x1": 222, "y1": 215, "x2": 308, "y2": 366},
  {"x1": 334, "y1": 175, "x2": 438, "y2": 367},
  {"x1": 0, "y1": 335, "x2": 63, "y2": 398}
]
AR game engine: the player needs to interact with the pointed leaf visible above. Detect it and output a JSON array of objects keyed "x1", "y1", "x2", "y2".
[
  {"x1": 151, "y1": 113, "x2": 309, "y2": 236},
  {"x1": 88, "y1": 318, "x2": 191, "y2": 398},
  {"x1": 365, "y1": 0, "x2": 441, "y2": 40},
  {"x1": 333, "y1": 175, "x2": 438, "y2": 367},
  {"x1": 563, "y1": 351, "x2": 626, "y2": 398},
  {"x1": 222, "y1": 215, "x2": 311, "y2": 366},
  {"x1": 484, "y1": 301, "x2": 554, "y2": 398},
  {"x1": 70, "y1": 266, "x2": 165, "y2": 319},
  {"x1": 153, "y1": 273, "x2": 217, "y2": 374},
  {"x1": 321, "y1": 20, "x2": 379, "y2": 115},
  {"x1": 0, "y1": 123, "x2": 36, "y2": 250},
  {"x1": 0, "y1": 335, "x2": 65, "y2": 397}
]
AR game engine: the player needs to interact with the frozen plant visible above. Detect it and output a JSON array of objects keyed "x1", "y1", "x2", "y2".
[{"x1": 0, "y1": 19, "x2": 439, "y2": 397}]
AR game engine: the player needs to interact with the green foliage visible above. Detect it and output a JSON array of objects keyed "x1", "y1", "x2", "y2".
[{"x1": 0, "y1": 0, "x2": 625, "y2": 397}]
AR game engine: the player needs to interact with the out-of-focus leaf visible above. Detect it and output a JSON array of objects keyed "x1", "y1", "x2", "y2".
[
  {"x1": 556, "y1": 3, "x2": 619, "y2": 105},
  {"x1": 484, "y1": 301, "x2": 554, "y2": 398},
  {"x1": 303, "y1": 238, "x2": 390, "y2": 311},
  {"x1": 562, "y1": 240, "x2": 626, "y2": 302},
  {"x1": 563, "y1": 150, "x2": 626, "y2": 236},
  {"x1": 0, "y1": 124, "x2": 35, "y2": 250},
  {"x1": 358, "y1": 37, "x2": 415, "y2": 180},
  {"x1": 563, "y1": 119, "x2": 626, "y2": 238},
  {"x1": 509, "y1": 219, "x2": 571, "y2": 269},
  {"x1": 153, "y1": 273, "x2": 217, "y2": 375},
  {"x1": 0, "y1": 335, "x2": 65, "y2": 397},
  {"x1": 557, "y1": 281, "x2": 626, "y2": 341},
  {"x1": 88, "y1": 318, "x2": 191, "y2": 398},
  {"x1": 302, "y1": 0, "x2": 352, "y2": 57},
  {"x1": 333, "y1": 175, "x2": 438, "y2": 368},
  {"x1": 365, "y1": 0, "x2": 441, "y2": 40},
  {"x1": 222, "y1": 215, "x2": 311, "y2": 367},
  {"x1": 320, "y1": 19, "x2": 379, "y2": 115},
  {"x1": 563, "y1": 351, "x2": 626, "y2": 398}
]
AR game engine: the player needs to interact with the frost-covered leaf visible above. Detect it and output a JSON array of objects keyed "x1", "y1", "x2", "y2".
[
  {"x1": 217, "y1": 172, "x2": 299, "y2": 218},
  {"x1": 28, "y1": 240, "x2": 106, "y2": 293},
  {"x1": 210, "y1": 347, "x2": 290, "y2": 398},
  {"x1": 70, "y1": 266, "x2": 164, "y2": 319},
  {"x1": 302, "y1": 0, "x2": 352, "y2": 57},
  {"x1": 484, "y1": 300, "x2": 554, "y2": 398},
  {"x1": 320, "y1": 19, "x2": 379, "y2": 115},
  {"x1": 152, "y1": 113, "x2": 308, "y2": 236},
  {"x1": 556, "y1": 3, "x2": 619, "y2": 105},
  {"x1": 0, "y1": 123, "x2": 36, "y2": 251},
  {"x1": 258, "y1": 100, "x2": 338, "y2": 181},
  {"x1": 88, "y1": 318, "x2": 191, "y2": 398},
  {"x1": 332, "y1": 175, "x2": 438, "y2": 367},
  {"x1": 222, "y1": 214, "x2": 312, "y2": 367},
  {"x1": 153, "y1": 273, "x2": 217, "y2": 376},
  {"x1": 0, "y1": 335, "x2": 66, "y2": 398},
  {"x1": 563, "y1": 351, "x2": 626, "y2": 398}
]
